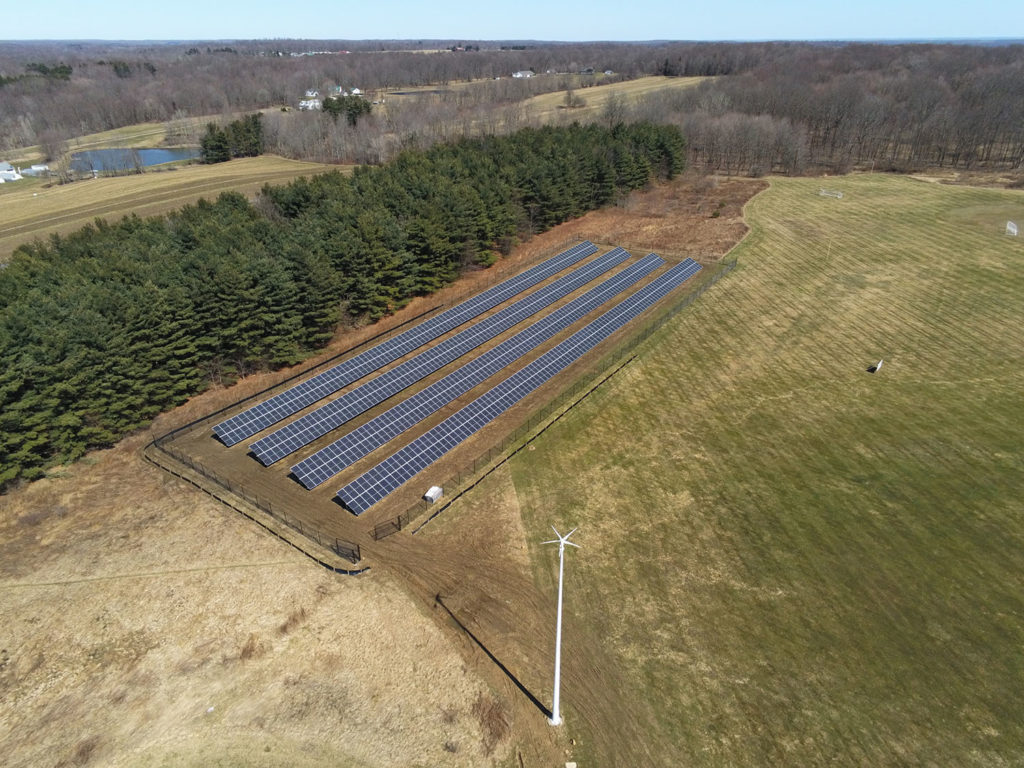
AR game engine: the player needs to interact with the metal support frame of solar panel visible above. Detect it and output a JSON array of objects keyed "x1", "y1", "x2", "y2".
[
  {"x1": 292, "y1": 253, "x2": 665, "y2": 489},
  {"x1": 249, "y1": 247, "x2": 630, "y2": 466},
  {"x1": 211, "y1": 240, "x2": 599, "y2": 446},
  {"x1": 337, "y1": 258, "x2": 703, "y2": 514}
]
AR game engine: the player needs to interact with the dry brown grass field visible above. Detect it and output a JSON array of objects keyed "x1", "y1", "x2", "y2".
[
  {"x1": 521, "y1": 75, "x2": 706, "y2": 122},
  {"x1": 0, "y1": 156, "x2": 347, "y2": 261},
  {"x1": 382, "y1": 74, "x2": 706, "y2": 124},
  {"x1": 0, "y1": 174, "x2": 758, "y2": 768},
  {"x1": 0, "y1": 433, "x2": 510, "y2": 768}
]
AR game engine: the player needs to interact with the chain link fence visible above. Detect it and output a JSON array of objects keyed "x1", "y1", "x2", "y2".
[{"x1": 143, "y1": 447, "x2": 363, "y2": 569}]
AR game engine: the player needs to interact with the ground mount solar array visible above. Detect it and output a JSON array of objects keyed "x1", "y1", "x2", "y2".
[
  {"x1": 249, "y1": 246, "x2": 632, "y2": 466},
  {"x1": 212, "y1": 239, "x2": 599, "y2": 446},
  {"x1": 336, "y1": 258, "x2": 702, "y2": 514},
  {"x1": 209, "y1": 241, "x2": 704, "y2": 518}
]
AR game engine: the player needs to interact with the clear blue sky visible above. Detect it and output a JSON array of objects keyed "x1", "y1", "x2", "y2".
[{"x1": 4, "y1": 0, "x2": 1023, "y2": 41}]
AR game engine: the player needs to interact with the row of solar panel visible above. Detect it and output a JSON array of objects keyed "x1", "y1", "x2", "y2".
[
  {"x1": 291, "y1": 253, "x2": 666, "y2": 489},
  {"x1": 248, "y1": 246, "x2": 632, "y2": 466},
  {"x1": 212, "y1": 240, "x2": 599, "y2": 446},
  {"x1": 336, "y1": 258, "x2": 703, "y2": 514}
]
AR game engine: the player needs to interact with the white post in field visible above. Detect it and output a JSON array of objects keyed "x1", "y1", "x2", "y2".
[{"x1": 542, "y1": 526, "x2": 579, "y2": 726}]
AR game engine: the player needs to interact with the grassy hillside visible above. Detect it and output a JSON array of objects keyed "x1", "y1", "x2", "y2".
[
  {"x1": 510, "y1": 175, "x2": 1024, "y2": 764},
  {"x1": 0, "y1": 156, "x2": 345, "y2": 261}
]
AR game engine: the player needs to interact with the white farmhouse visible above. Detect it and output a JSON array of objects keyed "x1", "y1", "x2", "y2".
[{"x1": 512, "y1": 70, "x2": 535, "y2": 78}]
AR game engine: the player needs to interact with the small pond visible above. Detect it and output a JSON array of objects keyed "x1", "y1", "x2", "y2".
[{"x1": 70, "y1": 147, "x2": 201, "y2": 172}]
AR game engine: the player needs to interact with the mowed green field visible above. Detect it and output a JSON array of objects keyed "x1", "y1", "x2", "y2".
[{"x1": 510, "y1": 175, "x2": 1024, "y2": 764}]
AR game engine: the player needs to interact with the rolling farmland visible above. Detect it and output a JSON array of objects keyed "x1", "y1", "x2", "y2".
[
  {"x1": 7, "y1": 170, "x2": 1020, "y2": 765},
  {"x1": 0, "y1": 156, "x2": 346, "y2": 261}
]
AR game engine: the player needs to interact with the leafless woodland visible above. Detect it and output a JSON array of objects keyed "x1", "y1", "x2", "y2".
[{"x1": 2, "y1": 40, "x2": 1023, "y2": 174}]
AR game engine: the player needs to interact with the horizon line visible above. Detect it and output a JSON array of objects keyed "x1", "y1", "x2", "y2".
[{"x1": 2, "y1": 36, "x2": 1023, "y2": 44}]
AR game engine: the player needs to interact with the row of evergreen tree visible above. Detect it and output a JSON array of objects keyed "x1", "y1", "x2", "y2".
[
  {"x1": 200, "y1": 113, "x2": 264, "y2": 163},
  {"x1": 322, "y1": 95, "x2": 373, "y2": 127},
  {"x1": 0, "y1": 122, "x2": 685, "y2": 489}
]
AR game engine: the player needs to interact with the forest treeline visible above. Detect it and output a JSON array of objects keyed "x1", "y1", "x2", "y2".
[
  {"x1": 0, "y1": 40, "x2": 750, "y2": 152},
  {"x1": 633, "y1": 43, "x2": 1024, "y2": 174},
  {"x1": 3, "y1": 40, "x2": 1022, "y2": 175},
  {"x1": 375, "y1": 43, "x2": 1024, "y2": 175},
  {"x1": 0, "y1": 121, "x2": 684, "y2": 489}
]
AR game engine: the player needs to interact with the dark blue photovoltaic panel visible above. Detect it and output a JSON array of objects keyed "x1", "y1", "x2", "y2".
[
  {"x1": 336, "y1": 258, "x2": 703, "y2": 514},
  {"x1": 291, "y1": 254, "x2": 664, "y2": 488},
  {"x1": 211, "y1": 241, "x2": 598, "y2": 445},
  {"x1": 248, "y1": 247, "x2": 631, "y2": 465}
]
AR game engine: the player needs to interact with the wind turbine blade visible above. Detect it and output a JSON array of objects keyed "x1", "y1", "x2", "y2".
[{"x1": 541, "y1": 539, "x2": 560, "y2": 545}]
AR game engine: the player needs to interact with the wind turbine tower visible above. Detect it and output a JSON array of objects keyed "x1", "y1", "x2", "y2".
[{"x1": 542, "y1": 525, "x2": 579, "y2": 726}]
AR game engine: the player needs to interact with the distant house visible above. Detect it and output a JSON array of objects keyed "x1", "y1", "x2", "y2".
[
  {"x1": 0, "y1": 161, "x2": 22, "y2": 182},
  {"x1": 304, "y1": 88, "x2": 320, "y2": 98},
  {"x1": 579, "y1": 67, "x2": 595, "y2": 75},
  {"x1": 512, "y1": 70, "x2": 535, "y2": 78},
  {"x1": 604, "y1": 69, "x2": 614, "y2": 75},
  {"x1": 350, "y1": 87, "x2": 362, "y2": 95},
  {"x1": 298, "y1": 98, "x2": 322, "y2": 110}
]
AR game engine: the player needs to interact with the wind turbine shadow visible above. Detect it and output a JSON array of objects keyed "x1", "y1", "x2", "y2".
[{"x1": 435, "y1": 594, "x2": 552, "y2": 720}]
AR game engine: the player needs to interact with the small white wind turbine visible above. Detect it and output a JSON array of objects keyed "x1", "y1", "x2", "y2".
[{"x1": 542, "y1": 525, "x2": 579, "y2": 726}]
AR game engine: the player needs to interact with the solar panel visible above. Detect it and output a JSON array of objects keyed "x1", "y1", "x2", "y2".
[
  {"x1": 291, "y1": 253, "x2": 665, "y2": 488},
  {"x1": 248, "y1": 247, "x2": 632, "y2": 465},
  {"x1": 211, "y1": 240, "x2": 599, "y2": 446},
  {"x1": 336, "y1": 258, "x2": 703, "y2": 514}
]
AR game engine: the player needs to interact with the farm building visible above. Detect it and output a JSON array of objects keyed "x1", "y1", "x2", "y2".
[
  {"x1": 512, "y1": 70, "x2": 535, "y2": 78},
  {"x1": 0, "y1": 161, "x2": 23, "y2": 182}
]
